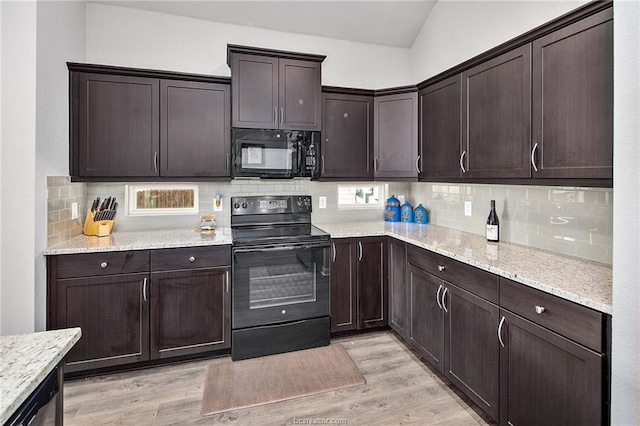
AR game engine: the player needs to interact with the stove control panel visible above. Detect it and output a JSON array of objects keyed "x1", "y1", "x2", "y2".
[{"x1": 231, "y1": 195, "x2": 312, "y2": 215}]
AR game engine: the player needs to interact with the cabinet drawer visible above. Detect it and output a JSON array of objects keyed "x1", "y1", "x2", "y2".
[
  {"x1": 55, "y1": 251, "x2": 149, "y2": 279},
  {"x1": 150, "y1": 245, "x2": 231, "y2": 271},
  {"x1": 407, "y1": 244, "x2": 498, "y2": 303},
  {"x1": 499, "y1": 277, "x2": 604, "y2": 352}
]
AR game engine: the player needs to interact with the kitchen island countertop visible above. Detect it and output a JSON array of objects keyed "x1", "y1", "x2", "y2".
[
  {"x1": 44, "y1": 227, "x2": 232, "y2": 255},
  {"x1": 315, "y1": 221, "x2": 612, "y2": 314},
  {"x1": 0, "y1": 328, "x2": 81, "y2": 424}
]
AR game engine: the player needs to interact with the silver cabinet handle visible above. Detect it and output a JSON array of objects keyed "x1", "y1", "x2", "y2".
[
  {"x1": 274, "y1": 105, "x2": 277, "y2": 124},
  {"x1": 100, "y1": 262, "x2": 108, "y2": 269},
  {"x1": 154, "y1": 151, "x2": 159, "y2": 173},
  {"x1": 442, "y1": 287, "x2": 448, "y2": 313},
  {"x1": 358, "y1": 241, "x2": 363, "y2": 261},
  {"x1": 143, "y1": 277, "x2": 148, "y2": 302},
  {"x1": 331, "y1": 242, "x2": 336, "y2": 263},
  {"x1": 374, "y1": 158, "x2": 378, "y2": 174},
  {"x1": 531, "y1": 143, "x2": 539, "y2": 172},
  {"x1": 415, "y1": 155, "x2": 421, "y2": 173},
  {"x1": 535, "y1": 305, "x2": 545, "y2": 314},
  {"x1": 437, "y1": 265, "x2": 445, "y2": 272},
  {"x1": 225, "y1": 152, "x2": 230, "y2": 173},
  {"x1": 189, "y1": 256, "x2": 196, "y2": 262},
  {"x1": 498, "y1": 316, "x2": 506, "y2": 347},
  {"x1": 436, "y1": 284, "x2": 443, "y2": 310},
  {"x1": 226, "y1": 270, "x2": 230, "y2": 293},
  {"x1": 460, "y1": 150, "x2": 466, "y2": 173},
  {"x1": 321, "y1": 155, "x2": 325, "y2": 174},
  {"x1": 280, "y1": 106, "x2": 284, "y2": 127}
]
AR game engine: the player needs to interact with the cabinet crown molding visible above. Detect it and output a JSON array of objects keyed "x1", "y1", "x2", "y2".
[{"x1": 226, "y1": 44, "x2": 327, "y2": 65}]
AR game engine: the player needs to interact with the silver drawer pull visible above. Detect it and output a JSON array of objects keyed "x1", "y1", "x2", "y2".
[
  {"x1": 100, "y1": 262, "x2": 108, "y2": 268},
  {"x1": 535, "y1": 306, "x2": 545, "y2": 314},
  {"x1": 189, "y1": 256, "x2": 196, "y2": 262},
  {"x1": 438, "y1": 265, "x2": 445, "y2": 272}
]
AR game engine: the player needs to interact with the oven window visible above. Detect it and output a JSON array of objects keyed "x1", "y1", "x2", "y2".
[
  {"x1": 249, "y1": 252, "x2": 317, "y2": 309},
  {"x1": 241, "y1": 143, "x2": 294, "y2": 171}
]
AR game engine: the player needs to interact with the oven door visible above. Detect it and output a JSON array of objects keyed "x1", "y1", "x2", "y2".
[
  {"x1": 232, "y1": 240, "x2": 330, "y2": 329},
  {"x1": 233, "y1": 139, "x2": 299, "y2": 178}
]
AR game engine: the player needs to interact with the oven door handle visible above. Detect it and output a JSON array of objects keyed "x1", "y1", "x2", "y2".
[{"x1": 233, "y1": 243, "x2": 330, "y2": 254}]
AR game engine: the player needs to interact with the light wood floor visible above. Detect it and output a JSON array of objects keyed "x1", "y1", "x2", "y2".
[{"x1": 64, "y1": 331, "x2": 495, "y2": 425}]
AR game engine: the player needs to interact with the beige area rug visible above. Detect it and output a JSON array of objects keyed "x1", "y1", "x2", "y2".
[{"x1": 201, "y1": 344, "x2": 366, "y2": 416}]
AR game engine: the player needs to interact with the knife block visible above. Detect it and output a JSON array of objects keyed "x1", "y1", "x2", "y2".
[{"x1": 83, "y1": 209, "x2": 115, "y2": 237}]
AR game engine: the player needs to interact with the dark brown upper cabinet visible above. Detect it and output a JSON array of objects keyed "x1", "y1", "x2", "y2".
[
  {"x1": 418, "y1": 75, "x2": 462, "y2": 180},
  {"x1": 321, "y1": 89, "x2": 373, "y2": 180},
  {"x1": 69, "y1": 63, "x2": 231, "y2": 180},
  {"x1": 373, "y1": 88, "x2": 419, "y2": 180},
  {"x1": 532, "y1": 8, "x2": 613, "y2": 180},
  {"x1": 76, "y1": 73, "x2": 160, "y2": 178},
  {"x1": 461, "y1": 45, "x2": 532, "y2": 179},
  {"x1": 228, "y1": 45, "x2": 325, "y2": 131},
  {"x1": 161, "y1": 80, "x2": 230, "y2": 177}
]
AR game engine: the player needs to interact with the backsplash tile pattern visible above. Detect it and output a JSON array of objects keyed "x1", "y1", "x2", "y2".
[
  {"x1": 409, "y1": 183, "x2": 613, "y2": 264},
  {"x1": 86, "y1": 180, "x2": 411, "y2": 231},
  {"x1": 47, "y1": 176, "x2": 87, "y2": 247}
]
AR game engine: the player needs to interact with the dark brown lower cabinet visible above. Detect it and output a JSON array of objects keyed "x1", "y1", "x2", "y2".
[
  {"x1": 408, "y1": 264, "x2": 444, "y2": 370},
  {"x1": 55, "y1": 273, "x2": 150, "y2": 372},
  {"x1": 407, "y1": 246, "x2": 499, "y2": 421},
  {"x1": 388, "y1": 239, "x2": 408, "y2": 340},
  {"x1": 330, "y1": 238, "x2": 357, "y2": 333},
  {"x1": 499, "y1": 310, "x2": 604, "y2": 426},
  {"x1": 330, "y1": 237, "x2": 387, "y2": 333},
  {"x1": 150, "y1": 268, "x2": 230, "y2": 359},
  {"x1": 357, "y1": 237, "x2": 387, "y2": 329}
]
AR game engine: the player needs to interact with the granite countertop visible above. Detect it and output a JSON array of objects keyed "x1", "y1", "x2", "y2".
[
  {"x1": 315, "y1": 221, "x2": 612, "y2": 314},
  {"x1": 44, "y1": 227, "x2": 232, "y2": 255},
  {"x1": 0, "y1": 328, "x2": 81, "y2": 424}
]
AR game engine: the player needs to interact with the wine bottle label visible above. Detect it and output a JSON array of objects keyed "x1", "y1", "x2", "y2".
[{"x1": 486, "y1": 225, "x2": 499, "y2": 241}]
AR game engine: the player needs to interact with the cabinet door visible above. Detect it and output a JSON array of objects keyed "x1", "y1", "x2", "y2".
[
  {"x1": 78, "y1": 73, "x2": 159, "y2": 177},
  {"x1": 419, "y1": 75, "x2": 462, "y2": 180},
  {"x1": 445, "y1": 284, "x2": 499, "y2": 421},
  {"x1": 462, "y1": 45, "x2": 531, "y2": 178},
  {"x1": 231, "y1": 54, "x2": 279, "y2": 129},
  {"x1": 330, "y1": 239, "x2": 357, "y2": 333},
  {"x1": 56, "y1": 273, "x2": 149, "y2": 372},
  {"x1": 374, "y1": 92, "x2": 419, "y2": 179},
  {"x1": 388, "y1": 238, "x2": 408, "y2": 340},
  {"x1": 532, "y1": 9, "x2": 613, "y2": 179},
  {"x1": 321, "y1": 92, "x2": 373, "y2": 179},
  {"x1": 499, "y1": 310, "x2": 604, "y2": 426},
  {"x1": 150, "y1": 268, "x2": 230, "y2": 359},
  {"x1": 279, "y1": 59, "x2": 322, "y2": 131},
  {"x1": 407, "y1": 265, "x2": 444, "y2": 371},
  {"x1": 161, "y1": 80, "x2": 231, "y2": 177},
  {"x1": 357, "y1": 237, "x2": 387, "y2": 329}
]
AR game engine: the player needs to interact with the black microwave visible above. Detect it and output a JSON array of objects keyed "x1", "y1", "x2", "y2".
[{"x1": 232, "y1": 129, "x2": 321, "y2": 179}]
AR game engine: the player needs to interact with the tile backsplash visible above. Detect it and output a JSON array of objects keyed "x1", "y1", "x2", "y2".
[
  {"x1": 52, "y1": 177, "x2": 611, "y2": 264},
  {"x1": 410, "y1": 183, "x2": 613, "y2": 264},
  {"x1": 47, "y1": 176, "x2": 87, "y2": 247}
]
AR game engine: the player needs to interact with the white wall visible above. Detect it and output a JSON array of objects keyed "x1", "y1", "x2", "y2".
[
  {"x1": 34, "y1": 1, "x2": 86, "y2": 330},
  {"x1": 409, "y1": 0, "x2": 590, "y2": 82},
  {"x1": 86, "y1": 3, "x2": 412, "y2": 90},
  {"x1": 1, "y1": 0, "x2": 38, "y2": 335},
  {"x1": 611, "y1": 1, "x2": 640, "y2": 423}
]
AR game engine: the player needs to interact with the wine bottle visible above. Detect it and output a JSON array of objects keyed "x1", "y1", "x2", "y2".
[{"x1": 486, "y1": 200, "x2": 499, "y2": 242}]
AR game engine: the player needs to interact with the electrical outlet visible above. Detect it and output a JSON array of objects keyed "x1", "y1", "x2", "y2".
[
  {"x1": 318, "y1": 196, "x2": 327, "y2": 209},
  {"x1": 71, "y1": 202, "x2": 78, "y2": 219},
  {"x1": 398, "y1": 195, "x2": 405, "y2": 204},
  {"x1": 464, "y1": 201, "x2": 472, "y2": 216}
]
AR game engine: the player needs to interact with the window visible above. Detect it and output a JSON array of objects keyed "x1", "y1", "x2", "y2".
[
  {"x1": 125, "y1": 184, "x2": 199, "y2": 216},
  {"x1": 337, "y1": 184, "x2": 385, "y2": 209}
]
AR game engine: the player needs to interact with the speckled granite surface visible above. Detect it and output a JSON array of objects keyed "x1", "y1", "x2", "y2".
[
  {"x1": 43, "y1": 228, "x2": 232, "y2": 255},
  {"x1": 315, "y1": 222, "x2": 612, "y2": 314},
  {"x1": 0, "y1": 328, "x2": 81, "y2": 424}
]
